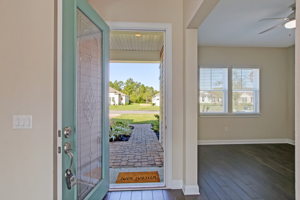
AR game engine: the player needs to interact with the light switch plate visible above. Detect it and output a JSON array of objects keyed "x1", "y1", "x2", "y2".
[{"x1": 13, "y1": 115, "x2": 32, "y2": 129}]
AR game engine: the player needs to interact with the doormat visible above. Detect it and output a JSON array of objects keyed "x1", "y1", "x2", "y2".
[{"x1": 116, "y1": 171, "x2": 160, "y2": 183}]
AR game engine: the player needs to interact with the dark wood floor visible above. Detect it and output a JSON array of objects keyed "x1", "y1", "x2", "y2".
[
  {"x1": 105, "y1": 144, "x2": 295, "y2": 200},
  {"x1": 198, "y1": 144, "x2": 295, "y2": 200}
]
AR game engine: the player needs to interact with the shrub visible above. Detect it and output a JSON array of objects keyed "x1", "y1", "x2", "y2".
[
  {"x1": 151, "y1": 114, "x2": 160, "y2": 140},
  {"x1": 109, "y1": 121, "x2": 132, "y2": 142},
  {"x1": 151, "y1": 114, "x2": 160, "y2": 138}
]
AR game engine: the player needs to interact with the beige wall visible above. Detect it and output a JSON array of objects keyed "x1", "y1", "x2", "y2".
[
  {"x1": 0, "y1": 0, "x2": 55, "y2": 199},
  {"x1": 295, "y1": 1, "x2": 300, "y2": 197},
  {"x1": 184, "y1": 0, "x2": 203, "y2": 27},
  {"x1": 198, "y1": 46, "x2": 295, "y2": 141},
  {"x1": 184, "y1": 0, "x2": 219, "y2": 28},
  {"x1": 88, "y1": 0, "x2": 185, "y2": 181},
  {"x1": 287, "y1": 46, "x2": 295, "y2": 140}
]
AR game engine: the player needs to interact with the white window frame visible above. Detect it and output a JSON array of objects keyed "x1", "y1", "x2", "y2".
[
  {"x1": 231, "y1": 68, "x2": 260, "y2": 114},
  {"x1": 199, "y1": 66, "x2": 261, "y2": 117},
  {"x1": 199, "y1": 67, "x2": 228, "y2": 114}
]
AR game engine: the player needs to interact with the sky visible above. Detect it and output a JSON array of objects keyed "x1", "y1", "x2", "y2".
[{"x1": 110, "y1": 63, "x2": 160, "y2": 90}]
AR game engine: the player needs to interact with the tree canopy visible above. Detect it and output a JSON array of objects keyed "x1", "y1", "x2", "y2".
[{"x1": 110, "y1": 78, "x2": 158, "y2": 103}]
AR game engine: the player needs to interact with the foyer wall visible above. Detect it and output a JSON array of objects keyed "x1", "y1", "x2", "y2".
[
  {"x1": 198, "y1": 46, "x2": 295, "y2": 141},
  {"x1": 0, "y1": 0, "x2": 55, "y2": 199}
]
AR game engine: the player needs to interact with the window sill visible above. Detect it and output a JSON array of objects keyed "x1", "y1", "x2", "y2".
[{"x1": 199, "y1": 113, "x2": 261, "y2": 118}]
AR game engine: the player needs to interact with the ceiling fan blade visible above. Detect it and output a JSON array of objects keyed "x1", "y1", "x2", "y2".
[
  {"x1": 287, "y1": 12, "x2": 295, "y2": 20},
  {"x1": 259, "y1": 21, "x2": 286, "y2": 34},
  {"x1": 289, "y1": 3, "x2": 296, "y2": 10},
  {"x1": 259, "y1": 17, "x2": 287, "y2": 21}
]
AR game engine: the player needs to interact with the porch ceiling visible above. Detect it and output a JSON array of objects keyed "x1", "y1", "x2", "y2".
[{"x1": 110, "y1": 31, "x2": 164, "y2": 62}]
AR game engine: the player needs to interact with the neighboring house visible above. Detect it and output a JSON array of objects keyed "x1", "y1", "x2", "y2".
[
  {"x1": 199, "y1": 92, "x2": 223, "y2": 104},
  {"x1": 152, "y1": 93, "x2": 160, "y2": 106},
  {"x1": 237, "y1": 93, "x2": 253, "y2": 104},
  {"x1": 109, "y1": 87, "x2": 129, "y2": 105}
]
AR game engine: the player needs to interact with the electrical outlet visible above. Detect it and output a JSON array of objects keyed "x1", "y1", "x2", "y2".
[{"x1": 13, "y1": 115, "x2": 32, "y2": 129}]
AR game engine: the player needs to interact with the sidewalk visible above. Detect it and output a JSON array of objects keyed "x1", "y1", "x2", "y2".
[{"x1": 109, "y1": 124, "x2": 164, "y2": 168}]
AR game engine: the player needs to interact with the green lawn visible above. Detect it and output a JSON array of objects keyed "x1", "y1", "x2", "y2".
[
  {"x1": 200, "y1": 104, "x2": 224, "y2": 113},
  {"x1": 111, "y1": 114, "x2": 157, "y2": 124},
  {"x1": 110, "y1": 103, "x2": 159, "y2": 111},
  {"x1": 200, "y1": 103, "x2": 254, "y2": 113}
]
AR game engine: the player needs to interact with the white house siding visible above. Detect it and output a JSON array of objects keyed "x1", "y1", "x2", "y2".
[
  {"x1": 109, "y1": 87, "x2": 129, "y2": 105},
  {"x1": 152, "y1": 94, "x2": 160, "y2": 106},
  {"x1": 109, "y1": 93, "x2": 120, "y2": 105},
  {"x1": 109, "y1": 93, "x2": 129, "y2": 105},
  {"x1": 121, "y1": 95, "x2": 129, "y2": 105}
]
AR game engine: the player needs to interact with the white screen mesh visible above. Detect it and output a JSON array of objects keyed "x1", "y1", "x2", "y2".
[{"x1": 76, "y1": 9, "x2": 103, "y2": 200}]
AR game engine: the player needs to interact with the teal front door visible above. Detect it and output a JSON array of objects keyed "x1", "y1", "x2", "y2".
[{"x1": 62, "y1": 0, "x2": 110, "y2": 199}]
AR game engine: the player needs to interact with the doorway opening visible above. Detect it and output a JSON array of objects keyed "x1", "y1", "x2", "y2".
[
  {"x1": 198, "y1": 1, "x2": 296, "y2": 199},
  {"x1": 109, "y1": 30, "x2": 166, "y2": 188}
]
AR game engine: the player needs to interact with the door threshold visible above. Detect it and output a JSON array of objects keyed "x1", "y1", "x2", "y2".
[{"x1": 109, "y1": 183, "x2": 166, "y2": 191}]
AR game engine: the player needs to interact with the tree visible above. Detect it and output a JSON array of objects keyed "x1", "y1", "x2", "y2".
[
  {"x1": 143, "y1": 86, "x2": 156, "y2": 103},
  {"x1": 110, "y1": 78, "x2": 159, "y2": 104},
  {"x1": 109, "y1": 80, "x2": 124, "y2": 92},
  {"x1": 123, "y1": 78, "x2": 139, "y2": 97}
]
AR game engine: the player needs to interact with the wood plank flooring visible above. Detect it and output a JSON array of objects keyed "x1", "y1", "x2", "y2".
[{"x1": 105, "y1": 144, "x2": 295, "y2": 200}]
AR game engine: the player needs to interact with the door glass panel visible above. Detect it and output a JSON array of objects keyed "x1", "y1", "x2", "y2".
[{"x1": 76, "y1": 9, "x2": 103, "y2": 200}]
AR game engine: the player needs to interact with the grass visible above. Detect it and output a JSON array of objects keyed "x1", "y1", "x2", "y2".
[
  {"x1": 200, "y1": 104, "x2": 224, "y2": 112},
  {"x1": 110, "y1": 103, "x2": 159, "y2": 111},
  {"x1": 111, "y1": 114, "x2": 157, "y2": 124},
  {"x1": 200, "y1": 103, "x2": 254, "y2": 113}
]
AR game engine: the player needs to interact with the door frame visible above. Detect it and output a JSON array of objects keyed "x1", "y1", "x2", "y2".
[
  {"x1": 108, "y1": 22, "x2": 173, "y2": 189},
  {"x1": 56, "y1": 1, "x2": 63, "y2": 199}
]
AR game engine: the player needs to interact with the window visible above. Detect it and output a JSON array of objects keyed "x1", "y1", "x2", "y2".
[
  {"x1": 232, "y1": 68, "x2": 260, "y2": 113},
  {"x1": 199, "y1": 67, "x2": 260, "y2": 114},
  {"x1": 199, "y1": 68, "x2": 228, "y2": 113}
]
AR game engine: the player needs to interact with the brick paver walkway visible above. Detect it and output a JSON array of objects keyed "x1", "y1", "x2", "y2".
[{"x1": 109, "y1": 124, "x2": 164, "y2": 168}]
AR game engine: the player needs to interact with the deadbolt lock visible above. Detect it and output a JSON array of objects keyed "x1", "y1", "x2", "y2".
[{"x1": 63, "y1": 127, "x2": 72, "y2": 138}]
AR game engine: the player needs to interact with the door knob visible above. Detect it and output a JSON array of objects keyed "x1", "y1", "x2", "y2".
[
  {"x1": 64, "y1": 142, "x2": 73, "y2": 169},
  {"x1": 64, "y1": 142, "x2": 76, "y2": 189}
]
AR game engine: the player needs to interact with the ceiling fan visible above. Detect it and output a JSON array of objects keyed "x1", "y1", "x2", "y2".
[{"x1": 259, "y1": 3, "x2": 296, "y2": 34}]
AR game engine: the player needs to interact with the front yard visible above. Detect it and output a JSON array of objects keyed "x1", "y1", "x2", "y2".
[
  {"x1": 109, "y1": 104, "x2": 160, "y2": 141},
  {"x1": 111, "y1": 114, "x2": 157, "y2": 124},
  {"x1": 110, "y1": 103, "x2": 159, "y2": 111}
]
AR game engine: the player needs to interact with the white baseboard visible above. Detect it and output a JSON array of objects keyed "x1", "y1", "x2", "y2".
[
  {"x1": 182, "y1": 184, "x2": 200, "y2": 195},
  {"x1": 169, "y1": 179, "x2": 183, "y2": 189},
  {"x1": 169, "y1": 180, "x2": 200, "y2": 195},
  {"x1": 286, "y1": 139, "x2": 295, "y2": 145},
  {"x1": 198, "y1": 138, "x2": 295, "y2": 145}
]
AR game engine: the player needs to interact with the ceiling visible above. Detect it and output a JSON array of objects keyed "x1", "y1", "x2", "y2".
[
  {"x1": 198, "y1": 0, "x2": 295, "y2": 47},
  {"x1": 110, "y1": 31, "x2": 164, "y2": 51}
]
